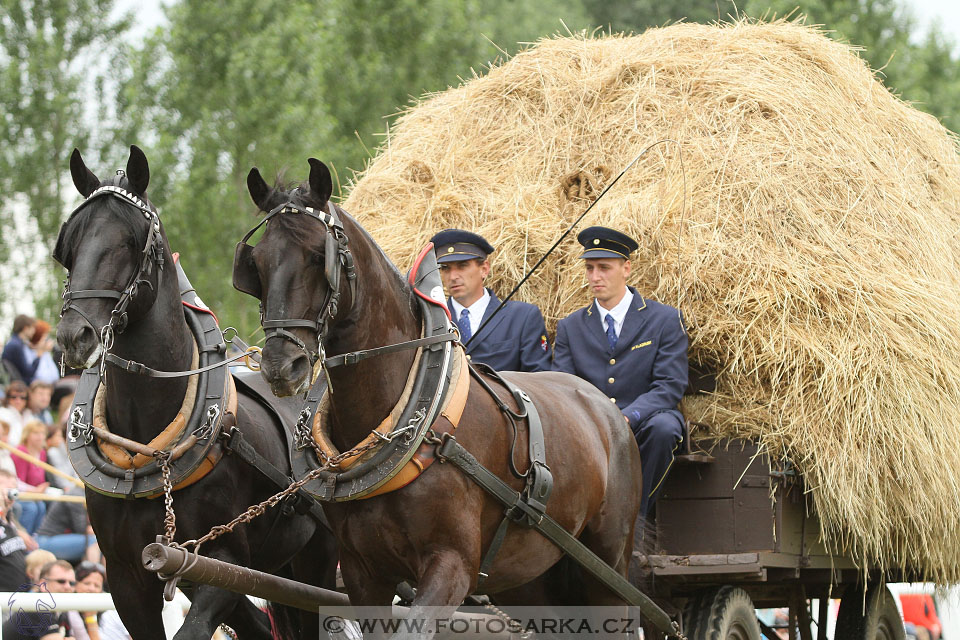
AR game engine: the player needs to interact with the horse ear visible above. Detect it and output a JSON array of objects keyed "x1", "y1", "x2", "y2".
[
  {"x1": 126, "y1": 145, "x2": 150, "y2": 196},
  {"x1": 247, "y1": 168, "x2": 271, "y2": 211},
  {"x1": 307, "y1": 158, "x2": 332, "y2": 205},
  {"x1": 70, "y1": 148, "x2": 100, "y2": 197}
]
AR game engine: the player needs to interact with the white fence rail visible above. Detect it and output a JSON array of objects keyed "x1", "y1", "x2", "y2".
[{"x1": 0, "y1": 590, "x2": 191, "y2": 639}]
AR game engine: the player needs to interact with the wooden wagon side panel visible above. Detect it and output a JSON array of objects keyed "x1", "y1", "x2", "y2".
[{"x1": 655, "y1": 442, "x2": 782, "y2": 555}]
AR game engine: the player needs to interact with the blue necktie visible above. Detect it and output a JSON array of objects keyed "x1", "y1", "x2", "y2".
[
  {"x1": 458, "y1": 308, "x2": 472, "y2": 343},
  {"x1": 605, "y1": 313, "x2": 617, "y2": 351}
]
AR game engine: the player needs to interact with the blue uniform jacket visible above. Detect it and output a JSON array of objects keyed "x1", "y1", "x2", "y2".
[
  {"x1": 552, "y1": 287, "x2": 689, "y2": 428},
  {"x1": 448, "y1": 289, "x2": 551, "y2": 372}
]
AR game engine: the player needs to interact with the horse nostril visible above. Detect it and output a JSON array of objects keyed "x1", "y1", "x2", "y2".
[
  {"x1": 71, "y1": 324, "x2": 97, "y2": 350},
  {"x1": 282, "y1": 355, "x2": 311, "y2": 386}
]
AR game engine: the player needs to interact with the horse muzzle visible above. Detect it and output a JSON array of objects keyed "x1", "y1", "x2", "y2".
[
  {"x1": 260, "y1": 344, "x2": 312, "y2": 397},
  {"x1": 57, "y1": 315, "x2": 103, "y2": 370}
]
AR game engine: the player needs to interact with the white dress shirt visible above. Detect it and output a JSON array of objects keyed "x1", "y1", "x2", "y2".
[
  {"x1": 595, "y1": 290, "x2": 634, "y2": 338},
  {"x1": 450, "y1": 288, "x2": 491, "y2": 337}
]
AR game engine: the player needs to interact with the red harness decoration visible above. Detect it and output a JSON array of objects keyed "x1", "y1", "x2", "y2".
[
  {"x1": 173, "y1": 252, "x2": 219, "y2": 323},
  {"x1": 409, "y1": 242, "x2": 451, "y2": 321}
]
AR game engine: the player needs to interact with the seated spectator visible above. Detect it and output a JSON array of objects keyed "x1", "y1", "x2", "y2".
[
  {"x1": 13, "y1": 421, "x2": 50, "y2": 534},
  {"x1": 0, "y1": 380, "x2": 30, "y2": 446},
  {"x1": 71, "y1": 561, "x2": 132, "y2": 640},
  {"x1": 23, "y1": 548, "x2": 56, "y2": 584},
  {"x1": 35, "y1": 486, "x2": 97, "y2": 563},
  {"x1": 2, "y1": 559, "x2": 79, "y2": 640},
  {"x1": 46, "y1": 423, "x2": 78, "y2": 490},
  {"x1": 0, "y1": 419, "x2": 17, "y2": 475},
  {"x1": 0, "y1": 469, "x2": 38, "y2": 553},
  {"x1": 0, "y1": 470, "x2": 28, "y2": 593},
  {"x1": 28, "y1": 321, "x2": 60, "y2": 386},
  {"x1": 26, "y1": 381, "x2": 54, "y2": 425},
  {"x1": 2, "y1": 315, "x2": 52, "y2": 385}
]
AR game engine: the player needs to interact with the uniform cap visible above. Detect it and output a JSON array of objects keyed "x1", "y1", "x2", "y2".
[
  {"x1": 430, "y1": 229, "x2": 495, "y2": 263},
  {"x1": 576, "y1": 226, "x2": 638, "y2": 260}
]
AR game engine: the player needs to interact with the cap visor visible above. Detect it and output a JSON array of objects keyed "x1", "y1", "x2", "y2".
[
  {"x1": 436, "y1": 252, "x2": 484, "y2": 263},
  {"x1": 580, "y1": 248, "x2": 629, "y2": 260}
]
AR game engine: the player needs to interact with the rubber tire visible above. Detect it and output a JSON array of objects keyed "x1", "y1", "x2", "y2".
[
  {"x1": 685, "y1": 586, "x2": 761, "y2": 640},
  {"x1": 835, "y1": 583, "x2": 907, "y2": 640}
]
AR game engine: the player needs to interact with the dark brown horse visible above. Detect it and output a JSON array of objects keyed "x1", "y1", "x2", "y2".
[
  {"x1": 56, "y1": 147, "x2": 337, "y2": 640},
  {"x1": 238, "y1": 158, "x2": 643, "y2": 637}
]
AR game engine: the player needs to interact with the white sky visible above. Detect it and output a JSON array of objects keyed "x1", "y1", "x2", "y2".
[{"x1": 909, "y1": 0, "x2": 960, "y2": 43}]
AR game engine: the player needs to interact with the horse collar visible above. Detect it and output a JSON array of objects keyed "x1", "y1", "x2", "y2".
[
  {"x1": 66, "y1": 263, "x2": 235, "y2": 499},
  {"x1": 290, "y1": 246, "x2": 463, "y2": 501}
]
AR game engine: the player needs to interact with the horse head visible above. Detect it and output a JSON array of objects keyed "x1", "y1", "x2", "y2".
[
  {"x1": 236, "y1": 158, "x2": 353, "y2": 397},
  {"x1": 55, "y1": 145, "x2": 168, "y2": 370}
]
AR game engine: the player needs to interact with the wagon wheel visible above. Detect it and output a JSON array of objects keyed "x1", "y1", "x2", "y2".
[
  {"x1": 684, "y1": 586, "x2": 761, "y2": 640},
  {"x1": 835, "y1": 582, "x2": 906, "y2": 640}
]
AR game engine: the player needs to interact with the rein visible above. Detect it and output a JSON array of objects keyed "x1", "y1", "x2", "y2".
[
  {"x1": 322, "y1": 333, "x2": 455, "y2": 368},
  {"x1": 104, "y1": 347, "x2": 255, "y2": 378}
]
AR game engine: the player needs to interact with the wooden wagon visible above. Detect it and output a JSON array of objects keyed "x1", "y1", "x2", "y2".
[{"x1": 634, "y1": 438, "x2": 908, "y2": 640}]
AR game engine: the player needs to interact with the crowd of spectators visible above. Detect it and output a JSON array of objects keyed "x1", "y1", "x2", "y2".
[{"x1": 0, "y1": 314, "x2": 130, "y2": 639}]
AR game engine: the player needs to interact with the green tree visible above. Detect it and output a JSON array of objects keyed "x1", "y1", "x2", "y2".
[
  {"x1": 116, "y1": 0, "x2": 589, "y2": 338},
  {"x1": 0, "y1": 0, "x2": 128, "y2": 319},
  {"x1": 580, "y1": 0, "x2": 733, "y2": 32}
]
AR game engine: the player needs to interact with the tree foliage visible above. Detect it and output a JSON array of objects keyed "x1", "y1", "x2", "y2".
[
  {"x1": 3, "y1": 0, "x2": 960, "y2": 334},
  {"x1": 114, "y1": 0, "x2": 590, "y2": 338},
  {"x1": 0, "y1": 0, "x2": 127, "y2": 318}
]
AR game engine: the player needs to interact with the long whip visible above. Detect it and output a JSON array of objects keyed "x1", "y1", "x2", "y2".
[{"x1": 465, "y1": 139, "x2": 683, "y2": 349}]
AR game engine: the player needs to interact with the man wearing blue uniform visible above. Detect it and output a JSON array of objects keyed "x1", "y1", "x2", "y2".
[
  {"x1": 431, "y1": 229, "x2": 551, "y2": 372},
  {"x1": 552, "y1": 226, "x2": 688, "y2": 517}
]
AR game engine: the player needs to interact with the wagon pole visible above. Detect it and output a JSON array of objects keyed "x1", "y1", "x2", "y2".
[
  {"x1": 142, "y1": 543, "x2": 514, "y2": 639},
  {"x1": 465, "y1": 139, "x2": 680, "y2": 350},
  {"x1": 0, "y1": 440, "x2": 85, "y2": 488}
]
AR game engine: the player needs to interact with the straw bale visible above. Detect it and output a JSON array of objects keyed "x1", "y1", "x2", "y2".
[{"x1": 343, "y1": 20, "x2": 960, "y2": 581}]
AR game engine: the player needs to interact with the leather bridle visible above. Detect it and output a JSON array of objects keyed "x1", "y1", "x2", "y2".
[
  {"x1": 54, "y1": 177, "x2": 165, "y2": 370},
  {"x1": 233, "y1": 199, "x2": 357, "y2": 366}
]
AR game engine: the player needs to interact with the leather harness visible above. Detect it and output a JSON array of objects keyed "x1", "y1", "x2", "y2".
[
  {"x1": 67, "y1": 262, "x2": 235, "y2": 498},
  {"x1": 290, "y1": 244, "x2": 467, "y2": 501}
]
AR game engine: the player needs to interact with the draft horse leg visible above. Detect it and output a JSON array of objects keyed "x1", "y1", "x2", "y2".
[
  {"x1": 400, "y1": 550, "x2": 475, "y2": 640},
  {"x1": 106, "y1": 562, "x2": 167, "y2": 640},
  {"x1": 172, "y1": 586, "x2": 263, "y2": 640}
]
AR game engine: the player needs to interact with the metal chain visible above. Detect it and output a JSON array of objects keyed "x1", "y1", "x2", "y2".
[
  {"x1": 177, "y1": 437, "x2": 383, "y2": 554},
  {"x1": 218, "y1": 624, "x2": 239, "y2": 640},
  {"x1": 482, "y1": 601, "x2": 533, "y2": 639},
  {"x1": 157, "y1": 452, "x2": 177, "y2": 543}
]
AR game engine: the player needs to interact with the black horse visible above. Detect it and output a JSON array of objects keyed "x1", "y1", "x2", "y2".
[{"x1": 56, "y1": 146, "x2": 337, "y2": 639}]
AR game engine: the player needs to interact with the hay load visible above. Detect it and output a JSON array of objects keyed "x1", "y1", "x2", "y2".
[{"x1": 343, "y1": 20, "x2": 960, "y2": 581}]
